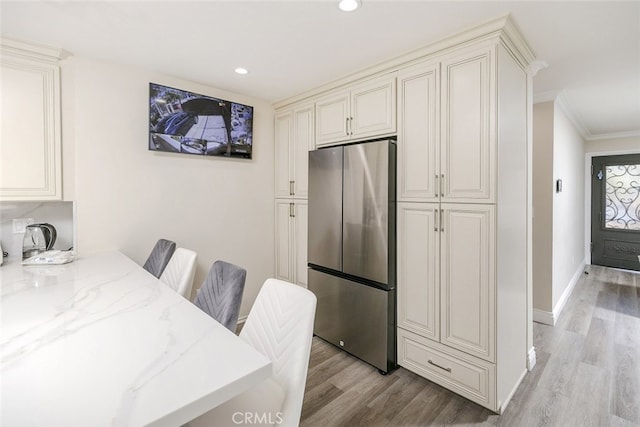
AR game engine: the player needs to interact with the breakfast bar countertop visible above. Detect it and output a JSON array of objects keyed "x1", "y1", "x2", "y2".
[{"x1": 0, "y1": 251, "x2": 271, "y2": 427}]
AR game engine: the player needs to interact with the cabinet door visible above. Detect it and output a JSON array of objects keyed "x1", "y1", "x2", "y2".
[
  {"x1": 398, "y1": 63, "x2": 439, "y2": 202},
  {"x1": 397, "y1": 203, "x2": 440, "y2": 341},
  {"x1": 293, "y1": 201, "x2": 308, "y2": 287},
  {"x1": 1, "y1": 50, "x2": 61, "y2": 201},
  {"x1": 315, "y1": 90, "x2": 349, "y2": 145},
  {"x1": 441, "y1": 47, "x2": 495, "y2": 202},
  {"x1": 275, "y1": 200, "x2": 294, "y2": 282},
  {"x1": 274, "y1": 111, "x2": 293, "y2": 198},
  {"x1": 440, "y1": 204, "x2": 495, "y2": 362},
  {"x1": 292, "y1": 105, "x2": 314, "y2": 199},
  {"x1": 350, "y1": 74, "x2": 396, "y2": 140}
]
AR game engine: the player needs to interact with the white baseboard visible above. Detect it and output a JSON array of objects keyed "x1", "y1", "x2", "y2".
[
  {"x1": 527, "y1": 346, "x2": 537, "y2": 371},
  {"x1": 533, "y1": 259, "x2": 586, "y2": 326},
  {"x1": 498, "y1": 368, "x2": 528, "y2": 414},
  {"x1": 533, "y1": 308, "x2": 555, "y2": 325}
]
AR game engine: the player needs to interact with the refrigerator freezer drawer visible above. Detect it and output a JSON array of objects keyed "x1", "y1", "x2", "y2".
[{"x1": 308, "y1": 268, "x2": 396, "y2": 372}]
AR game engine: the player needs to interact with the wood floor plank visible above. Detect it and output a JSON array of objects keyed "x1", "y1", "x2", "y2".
[
  {"x1": 611, "y1": 343, "x2": 640, "y2": 424},
  {"x1": 581, "y1": 316, "x2": 615, "y2": 369}
]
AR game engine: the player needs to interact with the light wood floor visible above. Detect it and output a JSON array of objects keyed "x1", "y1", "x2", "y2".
[{"x1": 300, "y1": 265, "x2": 640, "y2": 426}]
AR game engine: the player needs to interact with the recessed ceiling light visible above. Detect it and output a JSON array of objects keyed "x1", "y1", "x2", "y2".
[
  {"x1": 234, "y1": 67, "x2": 248, "y2": 75},
  {"x1": 338, "y1": 0, "x2": 361, "y2": 12}
]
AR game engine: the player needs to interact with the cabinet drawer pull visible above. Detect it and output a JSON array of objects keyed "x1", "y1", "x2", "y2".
[
  {"x1": 349, "y1": 116, "x2": 353, "y2": 135},
  {"x1": 345, "y1": 117, "x2": 349, "y2": 136},
  {"x1": 289, "y1": 203, "x2": 295, "y2": 218},
  {"x1": 434, "y1": 208, "x2": 438, "y2": 232},
  {"x1": 435, "y1": 174, "x2": 439, "y2": 198},
  {"x1": 428, "y1": 359, "x2": 452, "y2": 373},
  {"x1": 440, "y1": 209, "x2": 444, "y2": 232},
  {"x1": 441, "y1": 174, "x2": 445, "y2": 197},
  {"x1": 289, "y1": 180, "x2": 294, "y2": 196}
]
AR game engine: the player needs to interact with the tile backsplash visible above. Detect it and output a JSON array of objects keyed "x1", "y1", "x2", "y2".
[{"x1": 0, "y1": 201, "x2": 74, "y2": 260}]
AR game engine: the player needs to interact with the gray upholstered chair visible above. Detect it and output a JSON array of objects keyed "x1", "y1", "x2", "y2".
[
  {"x1": 142, "y1": 238, "x2": 176, "y2": 278},
  {"x1": 193, "y1": 260, "x2": 247, "y2": 332}
]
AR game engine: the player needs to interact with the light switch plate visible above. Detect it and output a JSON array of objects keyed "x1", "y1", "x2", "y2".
[{"x1": 13, "y1": 218, "x2": 34, "y2": 233}]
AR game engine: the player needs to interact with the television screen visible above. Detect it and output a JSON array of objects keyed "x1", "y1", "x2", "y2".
[{"x1": 149, "y1": 83, "x2": 253, "y2": 158}]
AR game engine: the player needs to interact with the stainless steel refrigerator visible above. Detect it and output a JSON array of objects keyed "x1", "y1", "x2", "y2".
[{"x1": 308, "y1": 138, "x2": 396, "y2": 373}]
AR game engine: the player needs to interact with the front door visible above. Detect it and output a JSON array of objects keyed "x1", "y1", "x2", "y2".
[{"x1": 591, "y1": 154, "x2": 640, "y2": 271}]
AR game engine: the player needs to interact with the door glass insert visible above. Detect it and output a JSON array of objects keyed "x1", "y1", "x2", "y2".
[{"x1": 605, "y1": 164, "x2": 640, "y2": 230}]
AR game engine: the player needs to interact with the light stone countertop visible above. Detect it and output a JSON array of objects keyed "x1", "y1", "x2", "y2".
[{"x1": 0, "y1": 251, "x2": 271, "y2": 427}]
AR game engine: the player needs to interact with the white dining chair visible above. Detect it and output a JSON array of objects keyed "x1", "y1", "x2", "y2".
[
  {"x1": 187, "y1": 278, "x2": 317, "y2": 427},
  {"x1": 159, "y1": 248, "x2": 197, "y2": 299},
  {"x1": 142, "y1": 238, "x2": 176, "y2": 278}
]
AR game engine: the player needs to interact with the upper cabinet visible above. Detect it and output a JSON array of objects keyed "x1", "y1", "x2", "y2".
[
  {"x1": 275, "y1": 102, "x2": 314, "y2": 199},
  {"x1": 315, "y1": 74, "x2": 396, "y2": 146},
  {"x1": 398, "y1": 45, "x2": 496, "y2": 204},
  {"x1": 0, "y1": 38, "x2": 63, "y2": 201}
]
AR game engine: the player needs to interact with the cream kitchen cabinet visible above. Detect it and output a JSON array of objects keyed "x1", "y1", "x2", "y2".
[
  {"x1": 0, "y1": 38, "x2": 62, "y2": 201},
  {"x1": 397, "y1": 36, "x2": 531, "y2": 413},
  {"x1": 275, "y1": 199, "x2": 308, "y2": 288},
  {"x1": 315, "y1": 74, "x2": 396, "y2": 146},
  {"x1": 274, "y1": 102, "x2": 314, "y2": 199},
  {"x1": 398, "y1": 202, "x2": 495, "y2": 362},
  {"x1": 398, "y1": 46, "x2": 496, "y2": 204}
]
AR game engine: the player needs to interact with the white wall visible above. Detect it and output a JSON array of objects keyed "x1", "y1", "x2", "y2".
[
  {"x1": 532, "y1": 100, "x2": 586, "y2": 324},
  {"x1": 61, "y1": 56, "x2": 275, "y2": 318},
  {"x1": 551, "y1": 104, "x2": 586, "y2": 309},
  {"x1": 586, "y1": 135, "x2": 640, "y2": 154}
]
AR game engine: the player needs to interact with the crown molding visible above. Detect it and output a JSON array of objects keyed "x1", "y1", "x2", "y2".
[
  {"x1": 587, "y1": 129, "x2": 640, "y2": 141},
  {"x1": 0, "y1": 37, "x2": 65, "y2": 63},
  {"x1": 274, "y1": 13, "x2": 535, "y2": 109},
  {"x1": 533, "y1": 90, "x2": 640, "y2": 141}
]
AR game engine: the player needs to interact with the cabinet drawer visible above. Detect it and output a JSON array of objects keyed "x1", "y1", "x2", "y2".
[{"x1": 397, "y1": 328, "x2": 496, "y2": 411}]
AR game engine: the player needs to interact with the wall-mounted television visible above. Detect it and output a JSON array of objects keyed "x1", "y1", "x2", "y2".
[{"x1": 149, "y1": 83, "x2": 253, "y2": 159}]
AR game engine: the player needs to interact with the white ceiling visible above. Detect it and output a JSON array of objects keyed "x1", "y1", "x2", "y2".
[{"x1": 1, "y1": 0, "x2": 639, "y2": 140}]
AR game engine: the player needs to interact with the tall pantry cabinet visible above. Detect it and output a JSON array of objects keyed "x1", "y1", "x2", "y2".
[
  {"x1": 272, "y1": 15, "x2": 534, "y2": 414},
  {"x1": 396, "y1": 36, "x2": 531, "y2": 412},
  {"x1": 274, "y1": 102, "x2": 314, "y2": 288}
]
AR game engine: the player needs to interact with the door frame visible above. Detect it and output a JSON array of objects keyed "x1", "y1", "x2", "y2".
[{"x1": 584, "y1": 148, "x2": 640, "y2": 265}]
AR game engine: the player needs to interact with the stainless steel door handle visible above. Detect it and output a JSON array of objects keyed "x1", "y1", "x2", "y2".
[{"x1": 428, "y1": 359, "x2": 452, "y2": 373}]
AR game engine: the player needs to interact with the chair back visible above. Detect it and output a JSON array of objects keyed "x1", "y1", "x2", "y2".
[
  {"x1": 159, "y1": 248, "x2": 197, "y2": 299},
  {"x1": 142, "y1": 238, "x2": 176, "y2": 278},
  {"x1": 194, "y1": 260, "x2": 246, "y2": 332},
  {"x1": 240, "y1": 279, "x2": 317, "y2": 427}
]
